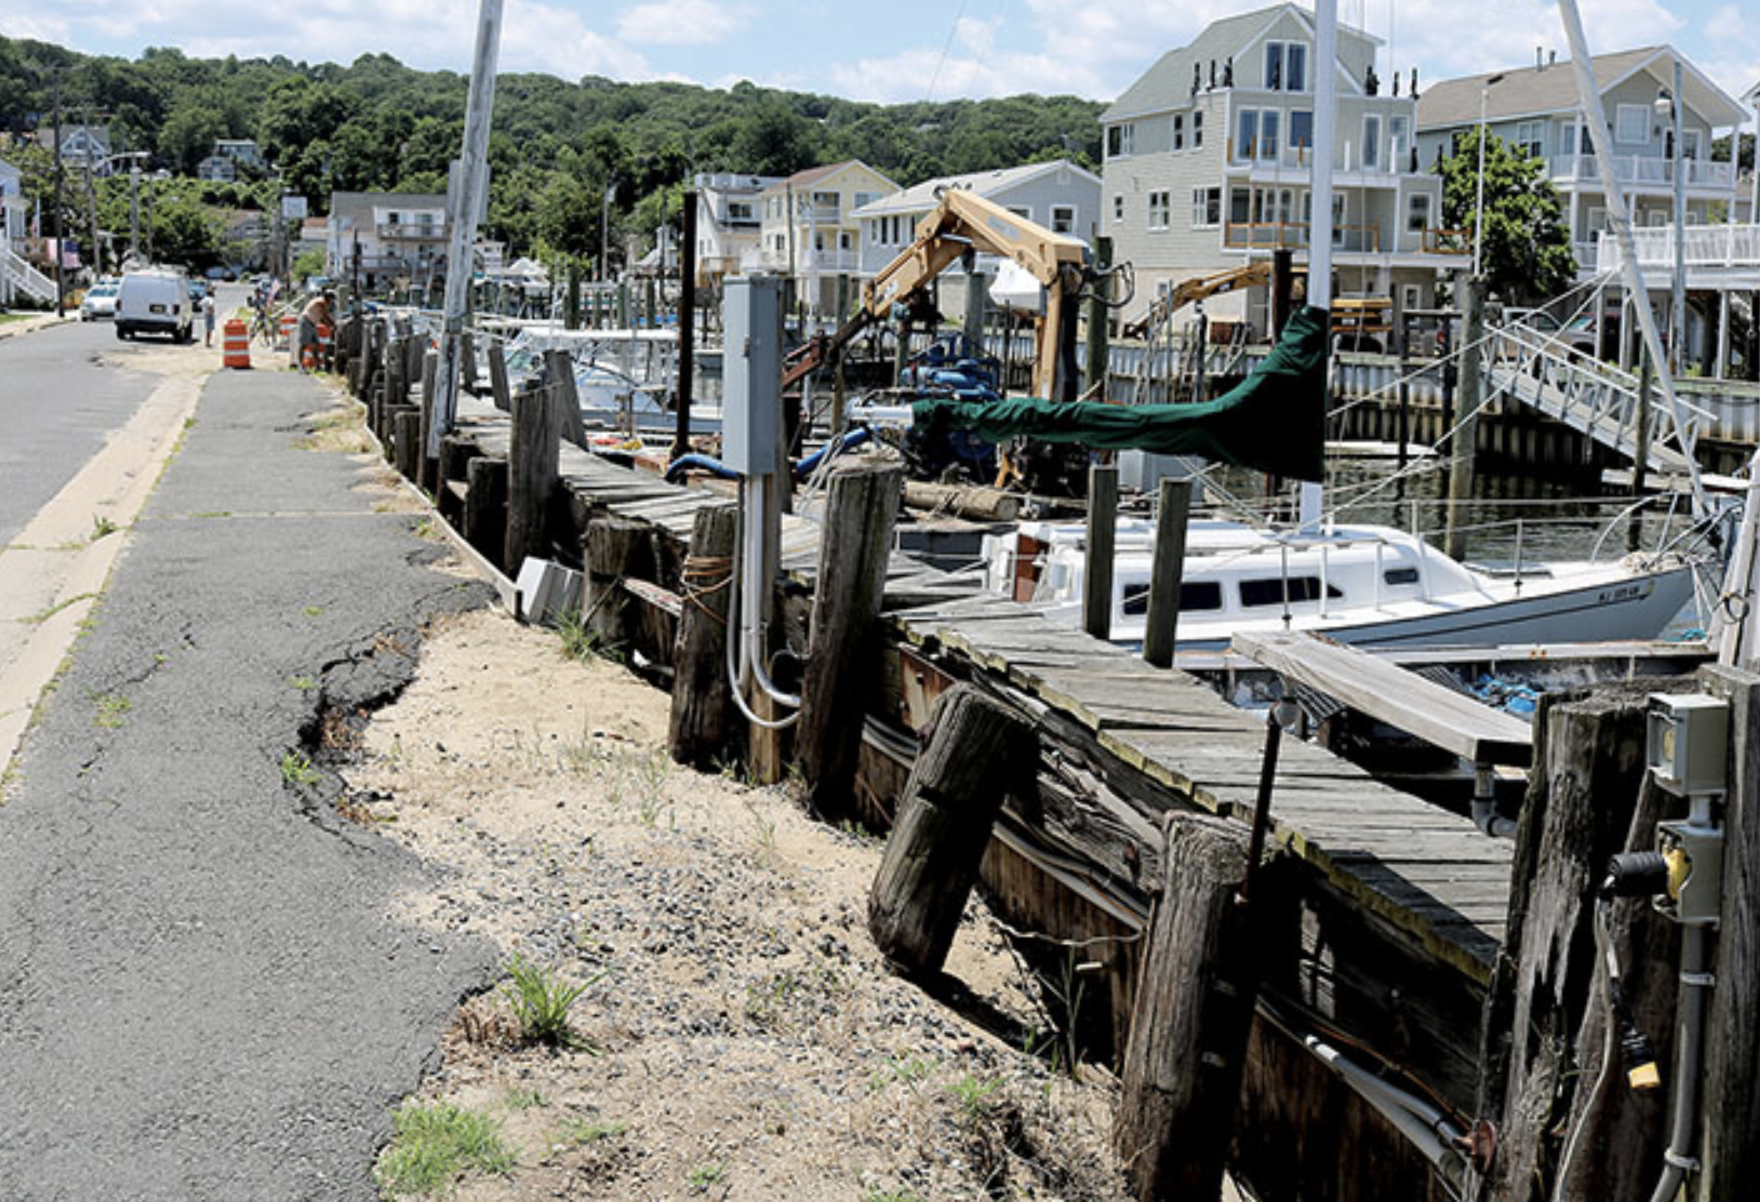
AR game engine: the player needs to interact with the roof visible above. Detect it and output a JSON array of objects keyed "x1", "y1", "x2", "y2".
[
  {"x1": 851, "y1": 160, "x2": 1099, "y2": 219},
  {"x1": 758, "y1": 159, "x2": 897, "y2": 197},
  {"x1": 1101, "y1": 3, "x2": 1379, "y2": 123},
  {"x1": 1416, "y1": 46, "x2": 1746, "y2": 129}
]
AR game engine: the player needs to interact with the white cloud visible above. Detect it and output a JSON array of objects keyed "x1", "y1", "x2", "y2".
[{"x1": 617, "y1": 0, "x2": 742, "y2": 47}]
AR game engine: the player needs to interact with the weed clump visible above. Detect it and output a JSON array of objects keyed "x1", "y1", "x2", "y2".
[
  {"x1": 373, "y1": 1101, "x2": 514, "y2": 1198},
  {"x1": 500, "y1": 953, "x2": 604, "y2": 1049}
]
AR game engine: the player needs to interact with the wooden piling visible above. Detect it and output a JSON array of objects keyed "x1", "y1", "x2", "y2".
[
  {"x1": 1083, "y1": 464, "x2": 1119, "y2": 641},
  {"x1": 393, "y1": 409, "x2": 422, "y2": 484},
  {"x1": 867, "y1": 685, "x2": 1032, "y2": 975},
  {"x1": 582, "y1": 516, "x2": 649, "y2": 647},
  {"x1": 463, "y1": 456, "x2": 507, "y2": 569},
  {"x1": 1085, "y1": 236, "x2": 1112, "y2": 398},
  {"x1": 1114, "y1": 811, "x2": 1255, "y2": 1201},
  {"x1": 798, "y1": 461, "x2": 904, "y2": 817},
  {"x1": 460, "y1": 330, "x2": 477, "y2": 394},
  {"x1": 486, "y1": 341, "x2": 512, "y2": 413},
  {"x1": 1474, "y1": 685, "x2": 1663, "y2": 1200},
  {"x1": 1444, "y1": 278, "x2": 1483, "y2": 561},
  {"x1": 505, "y1": 382, "x2": 559, "y2": 575},
  {"x1": 437, "y1": 434, "x2": 474, "y2": 526},
  {"x1": 542, "y1": 348, "x2": 588, "y2": 448},
  {"x1": 1141, "y1": 477, "x2": 1193, "y2": 669},
  {"x1": 674, "y1": 191, "x2": 698, "y2": 464},
  {"x1": 667, "y1": 502, "x2": 738, "y2": 770},
  {"x1": 418, "y1": 348, "x2": 439, "y2": 492}
]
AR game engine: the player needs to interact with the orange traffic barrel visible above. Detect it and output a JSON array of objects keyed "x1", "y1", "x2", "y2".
[
  {"x1": 302, "y1": 322, "x2": 335, "y2": 372},
  {"x1": 279, "y1": 313, "x2": 296, "y2": 348},
  {"x1": 222, "y1": 319, "x2": 251, "y2": 369}
]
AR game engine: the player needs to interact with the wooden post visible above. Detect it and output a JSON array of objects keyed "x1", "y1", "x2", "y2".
[
  {"x1": 963, "y1": 270, "x2": 988, "y2": 351},
  {"x1": 565, "y1": 260, "x2": 581, "y2": 330},
  {"x1": 1085, "y1": 236, "x2": 1112, "y2": 398},
  {"x1": 868, "y1": 685, "x2": 1032, "y2": 974},
  {"x1": 437, "y1": 434, "x2": 474, "y2": 525},
  {"x1": 542, "y1": 348, "x2": 588, "y2": 448},
  {"x1": 673, "y1": 190, "x2": 698, "y2": 464},
  {"x1": 798, "y1": 461, "x2": 904, "y2": 817},
  {"x1": 505, "y1": 382, "x2": 559, "y2": 575},
  {"x1": 1629, "y1": 351, "x2": 1652, "y2": 552},
  {"x1": 393, "y1": 409, "x2": 422, "y2": 483},
  {"x1": 1395, "y1": 305, "x2": 1411, "y2": 470},
  {"x1": 582, "y1": 516, "x2": 649, "y2": 647},
  {"x1": 487, "y1": 342, "x2": 512, "y2": 413},
  {"x1": 1697, "y1": 664, "x2": 1760, "y2": 1198},
  {"x1": 463, "y1": 456, "x2": 507, "y2": 569},
  {"x1": 1142, "y1": 477, "x2": 1193, "y2": 669},
  {"x1": 1474, "y1": 685, "x2": 1664, "y2": 1200},
  {"x1": 459, "y1": 329, "x2": 477, "y2": 394},
  {"x1": 1445, "y1": 277, "x2": 1483, "y2": 561},
  {"x1": 668, "y1": 502, "x2": 738, "y2": 770},
  {"x1": 418, "y1": 348, "x2": 440, "y2": 492},
  {"x1": 1084, "y1": 464, "x2": 1119, "y2": 642},
  {"x1": 1115, "y1": 811, "x2": 1256, "y2": 1201}
]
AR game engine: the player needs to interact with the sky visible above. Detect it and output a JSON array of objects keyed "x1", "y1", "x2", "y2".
[{"x1": 2, "y1": 0, "x2": 1757, "y2": 118}]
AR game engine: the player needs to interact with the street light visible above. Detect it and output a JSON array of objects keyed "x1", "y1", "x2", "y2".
[
  {"x1": 1473, "y1": 73, "x2": 1505, "y2": 279},
  {"x1": 1655, "y1": 64, "x2": 1687, "y2": 374}
]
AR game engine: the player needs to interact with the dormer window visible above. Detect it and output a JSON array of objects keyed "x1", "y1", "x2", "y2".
[{"x1": 1265, "y1": 42, "x2": 1307, "y2": 92}]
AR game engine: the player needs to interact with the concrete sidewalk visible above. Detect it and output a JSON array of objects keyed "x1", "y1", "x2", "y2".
[{"x1": 0, "y1": 369, "x2": 496, "y2": 1198}]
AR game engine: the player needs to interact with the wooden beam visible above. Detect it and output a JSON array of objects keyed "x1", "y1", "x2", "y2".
[
  {"x1": 668, "y1": 502, "x2": 738, "y2": 771},
  {"x1": 1084, "y1": 464, "x2": 1118, "y2": 642},
  {"x1": 1141, "y1": 477, "x2": 1192, "y2": 669}
]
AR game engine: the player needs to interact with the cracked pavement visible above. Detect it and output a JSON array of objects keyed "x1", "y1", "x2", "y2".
[{"x1": 0, "y1": 366, "x2": 498, "y2": 1199}]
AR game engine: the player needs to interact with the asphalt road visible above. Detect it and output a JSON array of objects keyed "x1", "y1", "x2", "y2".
[
  {"x1": 0, "y1": 316, "x2": 167, "y2": 547},
  {"x1": 0, "y1": 361, "x2": 499, "y2": 1198}
]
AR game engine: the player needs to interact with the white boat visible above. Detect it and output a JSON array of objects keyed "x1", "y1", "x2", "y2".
[
  {"x1": 497, "y1": 326, "x2": 722, "y2": 433},
  {"x1": 982, "y1": 518, "x2": 1701, "y2": 652}
]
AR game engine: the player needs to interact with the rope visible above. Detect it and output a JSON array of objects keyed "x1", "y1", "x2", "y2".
[{"x1": 681, "y1": 554, "x2": 733, "y2": 626}]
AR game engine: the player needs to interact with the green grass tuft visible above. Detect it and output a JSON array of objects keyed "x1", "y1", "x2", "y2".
[
  {"x1": 280, "y1": 751, "x2": 320, "y2": 788},
  {"x1": 500, "y1": 953, "x2": 605, "y2": 1049},
  {"x1": 373, "y1": 1101, "x2": 515, "y2": 1199}
]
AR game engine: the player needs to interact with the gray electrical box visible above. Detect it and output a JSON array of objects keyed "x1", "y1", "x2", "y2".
[
  {"x1": 722, "y1": 276, "x2": 783, "y2": 476},
  {"x1": 1646, "y1": 693, "x2": 1729, "y2": 796}
]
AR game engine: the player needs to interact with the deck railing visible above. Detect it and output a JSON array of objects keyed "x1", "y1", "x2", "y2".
[
  {"x1": 1550, "y1": 154, "x2": 1735, "y2": 189},
  {"x1": 1594, "y1": 224, "x2": 1760, "y2": 273}
]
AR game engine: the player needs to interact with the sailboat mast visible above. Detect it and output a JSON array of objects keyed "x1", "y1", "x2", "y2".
[{"x1": 1300, "y1": 0, "x2": 1339, "y2": 528}]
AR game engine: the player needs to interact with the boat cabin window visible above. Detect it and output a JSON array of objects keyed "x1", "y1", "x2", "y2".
[
  {"x1": 1121, "y1": 580, "x2": 1223, "y2": 617},
  {"x1": 1383, "y1": 567, "x2": 1420, "y2": 586},
  {"x1": 1239, "y1": 576, "x2": 1342, "y2": 608}
]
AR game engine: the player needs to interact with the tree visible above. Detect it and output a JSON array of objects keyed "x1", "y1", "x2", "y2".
[{"x1": 1437, "y1": 128, "x2": 1576, "y2": 303}]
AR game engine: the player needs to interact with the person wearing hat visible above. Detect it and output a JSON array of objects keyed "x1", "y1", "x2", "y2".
[{"x1": 294, "y1": 290, "x2": 335, "y2": 372}]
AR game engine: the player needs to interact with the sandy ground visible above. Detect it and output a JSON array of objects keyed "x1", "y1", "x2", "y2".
[{"x1": 337, "y1": 606, "x2": 1127, "y2": 1202}]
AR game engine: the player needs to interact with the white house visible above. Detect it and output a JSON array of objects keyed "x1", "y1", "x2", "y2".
[
  {"x1": 692, "y1": 172, "x2": 780, "y2": 286},
  {"x1": 853, "y1": 159, "x2": 1102, "y2": 277},
  {"x1": 325, "y1": 191, "x2": 449, "y2": 289},
  {"x1": 1101, "y1": 3, "x2": 1466, "y2": 336},
  {"x1": 197, "y1": 139, "x2": 267, "y2": 182},
  {"x1": 757, "y1": 160, "x2": 900, "y2": 318}
]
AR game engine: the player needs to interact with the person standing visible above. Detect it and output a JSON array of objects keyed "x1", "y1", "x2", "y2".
[
  {"x1": 294, "y1": 290, "x2": 334, "y2": 371},
  {"x1": 201, "y1": 292, "x2": 217, "y2": 348}
]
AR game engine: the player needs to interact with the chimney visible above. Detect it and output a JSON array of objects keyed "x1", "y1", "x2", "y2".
[
  {"x1": 1537, "y1": 46, "x2": 1544, "y2": 71},
  {"x1": 1550, "y1": 50, "x2": 1558, "y2": 67}
]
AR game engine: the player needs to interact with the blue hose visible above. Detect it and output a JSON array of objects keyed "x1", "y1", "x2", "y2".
[{"x1": 662, "y1": 427, "x2": 872, "y2": 484}]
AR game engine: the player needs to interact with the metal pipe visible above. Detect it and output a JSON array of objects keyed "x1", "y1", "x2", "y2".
[
  {"x1": 1670, "y1": 61, "x2": 1686, "y2": 378},
  {"x1": 1300, "y1": 0, "x2": 1338, "y2": 531},
  {"x1": 1651, "y1": 924, "x2": 1711, "y2": 1201}
]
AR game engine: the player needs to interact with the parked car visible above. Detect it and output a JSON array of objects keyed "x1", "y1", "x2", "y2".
[
  {"x1": 80, "y1": 280, "x2": 120, "y2": 321},
  {"x1": 1503, "y1": 307, "x2": 1599, "y2": 358},
  {"x1": 116, "y1": 269, "x2": 195, "y2": 342}
]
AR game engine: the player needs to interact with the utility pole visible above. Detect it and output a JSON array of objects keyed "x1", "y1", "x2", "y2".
[
  {"x1": 51, "y1": 70, "x2": 64, "y2": 316},
  {"x1": 428, "y1": 0, "x2": 504, "y2": 458}
]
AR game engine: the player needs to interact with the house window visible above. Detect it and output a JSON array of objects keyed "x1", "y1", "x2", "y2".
[
  {"x1": 1362, "y1": 114, "x2": 1381, "y2": 169},
  {"x1": 1107, "y1": 123, "x2": 1134, "y2": 157},
  {"x1": 1615, "y1": 104, "x2": 1649, "y2": 145},
  {"x1": 1192, "y1": 187, "x2": 1221, "y2": 229},
  {"x1": 853, "y1": 192, "x2": 879, "y2": 210},
  {"x1": 1008, "y1": 205, "x2": 1032, "y2": 222},
  {"x1": 1148, "y1": 191, "x2": 1171, "y2": 230},
  {"x1": 1113, "y1": 194, "x2": 1125, "y2": 222},
  {"x1": 1514, "y1": 120, "x2": 1545, "y2": 157},
  {"x1": 1390, "y1": 115, "x2": 1410, "y2": 169},
  {"x1": 1407, "y1": 192, "x2": 1432, "y2": 233},
  {"x1": 1332, "y1": 193, "x2": 1347, "y2": 245},
  {"x1": 1401, "y1": 284, "x2": 1422, "y2": 313},
  {"x1": 1286, "y1": 43, "x2": 1307, "y2": 92},
  {"x1": 839, "y1": 231, "x2": 852, "y2": 250},
  {"x1": 1289, "y1": 110, "x2": 1314, "y2": 159},
  {"x1": 1173, "y1": 113, "x2": 1185, "y2": 151},
  {"x1": 1192, "y1": 110, "x2": 1204, "y2": 148},
  {"x1": 1684, "y1": 129, "x2": 1703, "y2": 160},
  {"x1": 728, "y1": 202, "x2": 753, "y2": 221},
  {"x1": 1238, "y1": 109, "x2": 1278, "y2": 160},
  {"x1": 1230, "y1": 186, "x2": 1252, "y2": 228},
  {"x1": 1265, "y1": 42, "x2": 1285, "y2": 90},
  {"x1": 1050, "y1": 205, "x2": 1076, "y2": 234}
]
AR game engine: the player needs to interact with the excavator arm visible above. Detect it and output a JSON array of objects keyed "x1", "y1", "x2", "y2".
[
  {"x1": 781, "y1": 188, "x2": 1092, "y2": 399},
  {"x1": 1122, "y1": 262, "x2": 1283, "y2": 340}
]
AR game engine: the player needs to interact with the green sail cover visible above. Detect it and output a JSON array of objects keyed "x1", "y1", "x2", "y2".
[{"x1": 911, "y1": 303, "x2": 1329, "y2": 482}]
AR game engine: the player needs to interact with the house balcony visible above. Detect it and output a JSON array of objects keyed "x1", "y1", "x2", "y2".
[
  {"x1": 1593, "y1": 223, "x2": 1760, "y2": 287},
  {"x1": 1227, "y1": 140, "x2": 1423, "y2": 183},
  {"x1": 377, "y1": 222, "x2": 448, "y2": 241},
  {"x1": 1549, "y1": 154, "x2": 1734, "y2": 192},
  {"x1": 1222, "y1": 221, "x2": 1470, "y2": 259}
]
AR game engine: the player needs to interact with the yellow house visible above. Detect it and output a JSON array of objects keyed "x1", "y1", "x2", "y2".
[{"x1": 757, "y1": 159, "x2": 899, "y2": 318}]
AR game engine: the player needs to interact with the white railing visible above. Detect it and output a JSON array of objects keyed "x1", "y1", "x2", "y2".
[
  {"x1": 1550, "y1": 154, "x2": 1735, "y2": 189},
  {"x1": 1, "y1": 245, "x2": 57, "y2": 304},
  {"x1": 1595, "y1": 223, "x2": 1760, "y2": 273}
]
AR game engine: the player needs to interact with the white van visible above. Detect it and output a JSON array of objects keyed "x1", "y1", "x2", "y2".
[{"x1": 116, "y1": 269, "x2": 194, "y2": 342}]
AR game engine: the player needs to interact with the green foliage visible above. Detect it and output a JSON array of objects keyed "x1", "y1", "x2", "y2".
[
  {"x1": 500, "y1": 953, "x2": 604, "y2": 1049},
  {"x1": 373, "y1": 1101, "x2": 516, "y2": 1198},
  {"x1": 279, "y1": 751, "x2": 320, "y2": 787},
  {"x1": 290, "y1": 248, "x2": 325, "y2": 283},
  {"x1": 1436, "y1": 128, "x2": 1576, "y2": 303},
  {"x1": 0, "y1": 33, "x2": 1105, "y2": 274}
]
